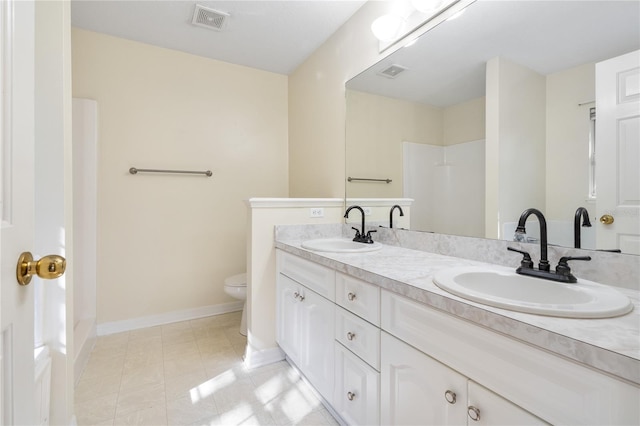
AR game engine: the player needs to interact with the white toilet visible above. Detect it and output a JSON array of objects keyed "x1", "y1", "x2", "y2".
[{"x1": 224, "y1": 272, "x2": 247, "y2": 336}]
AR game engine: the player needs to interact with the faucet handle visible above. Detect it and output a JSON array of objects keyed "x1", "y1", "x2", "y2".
[
  {"x1": 556, "y1": 256, "x2": 591, "y2": 271},
  {"x1": 507, "y1": 247, "x2": 534, "y2": 269},
  {"x1": 351, "y1": 227, "x2": 361, "y2": 241},
  {"x1": 555, "y1": 256, "x2": 591, "y2": 283},
  {"x1": 364, "y1": 230, "x2": 377, "y2": 243}
]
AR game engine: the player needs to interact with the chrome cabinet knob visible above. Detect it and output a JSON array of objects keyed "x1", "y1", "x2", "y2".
[
  {"x1": 444, "y1": 390, "x2": 456, "y2": 404},
  {"x1": 346, "y1": 332, "x2": 356, "y2": 341},
  {"x1": 468, "y1": 406, "x2": 481, "y2": 421},
  {"x1": 298, "y1": 294, "x2": 305, "y2": 301},
  {"x1": 347, "y1": 292, "x2": 356, "y2": 301},
  {"x1": 347, "y1": 391, "x2": 356, "y2": 401}
]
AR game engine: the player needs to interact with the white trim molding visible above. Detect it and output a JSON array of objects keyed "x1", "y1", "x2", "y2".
[
  {"x1": 96, "y1": 301, "x2": 244, "y2": 336},
  {"x1": 243, "y1": 343, "x2": 285, "y2": 370},
  {"x1": 245, "y1": 198, "x2": 344, "y2": 209}
]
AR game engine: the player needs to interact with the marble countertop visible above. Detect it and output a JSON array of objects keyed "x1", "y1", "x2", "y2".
[{"x1": 275, "y1": 239, "x2": 640, "y2": 386}]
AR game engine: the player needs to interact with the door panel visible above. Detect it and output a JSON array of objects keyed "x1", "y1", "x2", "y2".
[
  {"x1": 1, "y1": 0, "x2": 36, "y2": 424},
  {"x1": 381, "y1": 332, "x2": 467, "y2": 426},
  {"x1": 596, "y1": 50, "x2": 640, "y2": 254}
]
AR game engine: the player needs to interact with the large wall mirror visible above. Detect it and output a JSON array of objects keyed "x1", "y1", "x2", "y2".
[{"x1": 345, "y1": 0, "x2": 640, "y2": 255}]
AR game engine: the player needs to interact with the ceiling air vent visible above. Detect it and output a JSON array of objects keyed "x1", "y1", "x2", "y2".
[
  {"x1": 378, "y1": 64, "x2": 407, "y2": 79},
  {"x1": 192, "y1": 4, "x2": 230, "y2": 31}
]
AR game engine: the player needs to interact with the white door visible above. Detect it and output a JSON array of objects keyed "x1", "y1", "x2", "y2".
[
  {"x1": 1, "y1": 1, "x2": 68, "y2": 424},
  {"x1": 595, "y1": 49, "x2": 640, "y2": 254},
  {"x1": 298, "y1": 287, "x2": 334, "y2": 401},
  {"x1": 381, "y1": 332, "x2": 468, "y2": 425},
  {"x1": 1, "y1": 1, "x2": 37, "y2": 423}
]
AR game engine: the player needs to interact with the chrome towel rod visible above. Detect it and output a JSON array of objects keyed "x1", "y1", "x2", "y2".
[
  {"x1": 129, "y1": 167, "x2": 212, "y2": 177},
  {"x1": 348, "y1": 177, "x2": 392, "y2": 183}
]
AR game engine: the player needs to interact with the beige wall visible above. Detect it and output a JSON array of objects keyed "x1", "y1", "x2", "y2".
[
  {"x1": 345, "y1": 90, "x2": 443, "y2": 198},
  {"x1": 546, "y1": 62, "x2": 595, "y2": 221},
  {"x1": 288, "y1": 1, "x2": 395, "y2": 198},
  {"x1": 443, "y1": 96, "x2": 485, "y2": 146},
  {"x1": 72, "y1": 29, "x2": 289, "y2": 324}
]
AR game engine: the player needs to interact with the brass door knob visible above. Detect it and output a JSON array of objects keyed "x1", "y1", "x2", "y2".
[
  {"x1": 600, "y1": 214, "x2": 614, "y2": 225},
  {"x1": 16, "y1": 252, "x2": 66, "y2": 286}
]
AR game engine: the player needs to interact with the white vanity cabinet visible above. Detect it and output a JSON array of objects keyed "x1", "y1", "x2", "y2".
[
  {"x1": 381, "y1": 289, "x2": 639, "y2": 425},
  {"x1": 333, "y1": 273, "x2": 381, "y2": 425},
  {"x1": 276, "y1": 251, "x2": 335, "y2": 401},
  {"x1": 276, "y1": 248, "x2": 639, "y2": 426},
  {"x1": 381, "y1": 331, "x2": 546, "y2": 425}
]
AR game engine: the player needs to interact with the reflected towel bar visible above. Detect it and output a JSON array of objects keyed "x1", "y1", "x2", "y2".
[
  {"x1": 348, "y1": 177, "x2": 392, "y2": 183},
  {"x1": 129, "y1": 167, "x2": 212, "y2": 177}
]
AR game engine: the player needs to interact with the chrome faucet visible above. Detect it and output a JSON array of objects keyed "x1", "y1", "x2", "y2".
[
  {"x1": 508, "y1": 208, "x2": 591, "y2": 283},
  {"x1": 344, "y1": 205, "x2": 376, "y2": 244},
  {"x1": 389, "y1": 205, "x2": 404, "y2": 229},
  {"x1": 574, "y1": 207, "x2": 592, "y2": 249}
]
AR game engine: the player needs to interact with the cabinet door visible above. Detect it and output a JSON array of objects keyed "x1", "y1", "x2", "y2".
[
  {"x1": 467, "y1": 381, "x2": 548, "y2": 426},
  {"x1": 298, "y1": 286, "x2": 335, "y2": 401},
  {"x1": 334, "y1": 342, "x2": 380, "y2": 426},
  {"x1": 381, "y1": 332, "x2": 467, "y2": 426},
  {"x1": 276, "y1": 274, "x2": 301, "y2": 363}
]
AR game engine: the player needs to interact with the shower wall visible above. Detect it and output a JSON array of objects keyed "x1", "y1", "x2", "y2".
[{"x1": 403, "y1": 140, "x2": 485, "y2": 237}]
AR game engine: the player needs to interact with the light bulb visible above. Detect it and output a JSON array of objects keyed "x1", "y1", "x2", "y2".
[{"x1": 371, "y1": 14, "x2": 405, "y2": 42}]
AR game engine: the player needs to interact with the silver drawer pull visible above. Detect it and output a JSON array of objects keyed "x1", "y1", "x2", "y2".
[
  {"x1": 298, "y1": 294, "x2": 305, "y2": 301},
  {"x1": 293, "y1": 291, "x2": 299, "y2": 299},
  {"x1": 347, "y1": 292, "x2": 356, "y2": 301},
  {"x1": 346, "y1": 332, "x2": 356, "y2": 341},
  {"x1": 468, "y1": 406, "x2": 480, "y2": 422},
  {"x1": 444, "y1": 390, "x2": 456, "y2": 404},
  {"x1": 347, "y1": 391, "x2": 356, "y2": 401}
]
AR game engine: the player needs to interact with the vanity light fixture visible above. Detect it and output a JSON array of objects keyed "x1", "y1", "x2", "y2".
[{"x1": 371, "y1": 14, "x2": 406, "y2": 42}]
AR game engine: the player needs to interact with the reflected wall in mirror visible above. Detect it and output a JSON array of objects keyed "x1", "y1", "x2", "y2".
[{"x1": 345, "y1": 0, "x2": 640, "y2": 254}]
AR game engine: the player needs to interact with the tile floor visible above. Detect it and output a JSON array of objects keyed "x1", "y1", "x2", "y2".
[{"x1": 75, "y1": 312, "x2": 339, "y2": 426}]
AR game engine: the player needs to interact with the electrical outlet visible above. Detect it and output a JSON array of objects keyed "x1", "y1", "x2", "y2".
[
  {"x1": 310, "y1": 208, "x2": 324, "y2": 218},
  {"x1": 363, "y1": 207, "x2": 372, "y2": 216}
]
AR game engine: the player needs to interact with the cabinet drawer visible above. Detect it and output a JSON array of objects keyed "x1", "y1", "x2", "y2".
[
  {"x1": 336, "y1": 272, "x2": 380, "y2": 325},
  {"x1": 334, "y1": 342, "x2": 380, "y2": 426},
  {"x1": 335, "y1": 306, "x2": 380, "y2": 370},
  {"x1": 277, "y1": 250, "x2": 335, "y2": 301}
]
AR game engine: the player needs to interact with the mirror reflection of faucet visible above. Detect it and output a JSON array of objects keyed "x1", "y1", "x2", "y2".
[
  {"x1": 574, "y1": 207, "x2": 592, "y2": 249},
  {"x1": 389, "y1": 205, "x2": 404, "y2": 229}
]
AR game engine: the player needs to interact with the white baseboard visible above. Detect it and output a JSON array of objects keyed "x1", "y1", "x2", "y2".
[
  {"x1": 96, "y1": 301, "x2": 244, "y2": 336},
  {"x1": 73, "y1": 318, "x2": 97, "y2": 385},
  {"x1": 243, "y1": 344, "x2": 285, "y2": 369}
]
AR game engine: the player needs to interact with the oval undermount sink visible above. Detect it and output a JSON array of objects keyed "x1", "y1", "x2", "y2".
[
  {"x1": 301, "y1": 238, "x2": 382, "y2": 253},
  {"x1": 433, "y1": 266, "x2": 633, "y2": 318}
]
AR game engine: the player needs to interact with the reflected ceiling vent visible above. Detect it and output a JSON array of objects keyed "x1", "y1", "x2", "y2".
[
  {"x1": 377, "y1": 64, "x2": 407, "y2": 79},
  {"x1": 192, "y1": 4, "x2": 230, "y2": 31}
]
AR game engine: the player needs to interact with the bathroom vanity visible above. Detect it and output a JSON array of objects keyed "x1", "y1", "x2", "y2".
[{"x1": 274, "y1": 236, "x2": 639, "y2": 425}]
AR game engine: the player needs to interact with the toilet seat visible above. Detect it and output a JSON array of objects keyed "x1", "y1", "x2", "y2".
[{"x1": 224, "y1": 273, "x2": 246, "y2": 287}]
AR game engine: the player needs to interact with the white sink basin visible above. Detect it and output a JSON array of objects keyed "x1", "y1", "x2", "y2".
[
  {"x1": 433, "y1": 266, "x2": 633, "y2": 318},
  {"x1": 301, "y1": 238, "x2": 382, "y2": 253}
]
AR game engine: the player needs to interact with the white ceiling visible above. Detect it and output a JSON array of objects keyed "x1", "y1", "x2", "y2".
[{"x1": 70, "y1": 0, "x2": 367, "y2": 75}]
